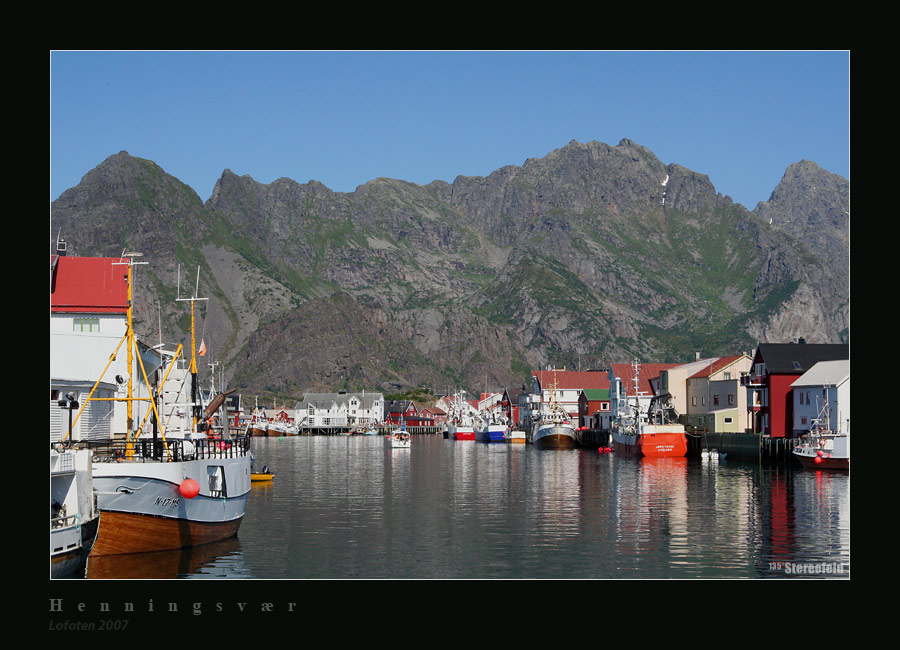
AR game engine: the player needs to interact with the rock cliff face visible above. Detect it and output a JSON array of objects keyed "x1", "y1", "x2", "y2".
[{"x1": 50, "y1": 139, "x2": 849, "y2": 400}]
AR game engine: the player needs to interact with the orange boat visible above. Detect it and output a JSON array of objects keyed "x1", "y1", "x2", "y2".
[
  {"x1": 611, "y1": 360, "x2": 687, "y2": 458},
  {"x1": 612, "y1": 423, "x2": 688, "y2": 457}
]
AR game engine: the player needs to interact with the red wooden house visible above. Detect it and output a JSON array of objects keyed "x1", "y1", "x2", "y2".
[
  {"x1": 742, "y1": 342, "x2": 849, "y2": 438},
  {"x1": 384, "y1": 400, "x2": 435, "y2": 427}
]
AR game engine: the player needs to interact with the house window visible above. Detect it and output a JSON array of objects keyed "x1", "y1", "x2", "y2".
[
  {"x1": 723, "y1": 372, "x2": 731, "y2": 380},
  {"x1": 73, "y1": 317, "x2": 99, "y2": 332},
  {"x1": 713, "y1": 395, "x2": 720, "y2": 405},
  {"x1": 692, "y1": 396, "x2": 697, "y2": 406},
  {"x1": 728, "y1": 394, "x2": 735, "y2": 406},
  {"x1": 724, "y1": 417, "x2": 733, "y2": 424}
]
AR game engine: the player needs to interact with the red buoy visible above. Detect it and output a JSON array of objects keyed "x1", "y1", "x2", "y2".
[
  {"x1": 814, "y1": 456, "x2": 823, "y2": 464},
  {"x1": 179, "y1": 478, "x2": 200, "y2": 499},
  {"x1": 816, "y1": 450, "x2": 824, "y2": 457}
]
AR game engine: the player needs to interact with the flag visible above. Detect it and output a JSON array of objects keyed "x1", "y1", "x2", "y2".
[{"x1": 198, "y1": 339, "x2": 207, "y2": 357}]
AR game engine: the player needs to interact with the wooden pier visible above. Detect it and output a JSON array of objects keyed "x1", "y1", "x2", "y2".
[
  {"x1": 236, "y1": 425, "x2": 444, "y2": 437},
  {"x1": 686, "y1": 430, "x2": 798, "y2": 463}
]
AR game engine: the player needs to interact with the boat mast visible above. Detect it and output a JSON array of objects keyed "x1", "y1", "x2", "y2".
[
  {"x1": 177, "y1": 265, "x2": 208, "y2": 431},
  {"x1": 61, "y1": 252, "x2": 170, "y2": 451}
]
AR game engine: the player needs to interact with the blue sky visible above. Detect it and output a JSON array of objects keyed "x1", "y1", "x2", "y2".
[{"x1": 50, "y1": 51, "x2": 849, "y2": 210}]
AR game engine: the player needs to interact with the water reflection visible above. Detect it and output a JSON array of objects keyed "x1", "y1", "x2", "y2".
[
  {"x1": 78, "y1": 436, "x2": 849, "y2": 579},
  {"x1": 86, "y1": 536, "x2": 249, "y2": 579}
]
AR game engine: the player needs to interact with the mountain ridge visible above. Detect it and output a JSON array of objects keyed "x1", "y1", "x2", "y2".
[{"x1": 50, "y1": 139, "x2": 849, "y2": 401}]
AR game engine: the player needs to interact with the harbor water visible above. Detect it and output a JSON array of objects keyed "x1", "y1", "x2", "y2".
[{"x1": 83, "y1": 434, "x2": 849, "y2": 579}]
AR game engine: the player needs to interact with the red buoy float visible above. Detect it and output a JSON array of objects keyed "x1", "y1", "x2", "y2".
[
  {"x1": 814, "y1": 456, "x2": 823, "y2": 464},
  {"x1": 179, "y1": 478, "x2": 200, "y2": 499}
]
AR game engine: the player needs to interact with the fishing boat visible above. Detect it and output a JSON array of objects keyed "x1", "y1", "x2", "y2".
[
  {"x1": 474, "y1": 410, "x2": 508, "y2": 442},
  {"x1": 265, "y1": 418, "x2": 286, "y2": 437},
  {"x1": 246, "y1": 401, "x2": 268, "y2": 437},
  {"x1": 793, "y1": 396, "x2": 849, "y2": 471},
  {"x1": 447, "y1": 390, "x2": 476, "y2": 440},
  {"x1": 81, "y1": 259, "x2": 252, "y2": 556},
  {"x1": 50, "y1": 446, "x2": 100, "y2": 578},
  {"x1": 531, "y1": 379, "x2": 581, "y2": 449},
  {"x1": 611, "y1": 361, "x2": 687, "y2": 458}
]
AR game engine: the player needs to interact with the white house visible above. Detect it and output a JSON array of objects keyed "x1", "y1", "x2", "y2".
[
  {"x1": 50, "y1": 251, "x2": 164, "y2": 438},
  {"x1": 296, "y1": 391, "x2": 385, "y2": 428},
  {"x1": 791, "y1": 359, "x2": 850, "y2": 435}
]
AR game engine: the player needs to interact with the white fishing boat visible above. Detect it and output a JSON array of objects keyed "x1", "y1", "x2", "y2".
[
  {"x1": 50, "y1": 446, "x2": 100, "y2": 577},
  {"x1": 793, "y1": 393, "x2": 849, "y2": 471},
  {"x1": 531, "y1": 379, "x2": 581, "y2": 449},
  {"x1": 246, "y1": 400, "x2": 268, "y2": 437},
  {"x1": 474, "y1": 411, "x2": 508, "y2": 442},
  {"x1": 446, "y1": 390, "x2": 476, "y2": 440},
  {"x1": 81, "y1": 259, "x2": 252, "y2": 556}
]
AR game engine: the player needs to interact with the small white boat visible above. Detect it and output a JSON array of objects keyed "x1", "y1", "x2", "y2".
[
  {"x1": 504, "y1": 429, "x2": 527, "y2": 443},
  {"x1": 386, "y1": 428, "x2": 411, "y2": 449},
  {"x1": 51, "y1": 446, "x2": 100, "y2": 578},
  {"x1": 793, "y1": 395, "x2": 849, "y2": 471}
]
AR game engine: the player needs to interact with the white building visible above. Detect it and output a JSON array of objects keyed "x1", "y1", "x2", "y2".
[
  {"x1": 296, "y1": 391, "x2": 385, "y2": 428},
  {"x1": 791, "y1": 359, "x2": 850, "y2": 435},
  {"x1": 50, "y1": 252, "x2": 163, "y2": 438}
]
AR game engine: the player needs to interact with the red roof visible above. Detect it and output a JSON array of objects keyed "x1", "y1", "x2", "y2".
[
  {"x1": 532, "y1": 370, "x2": 610, "y2": 391},
  {"x1": 50, "y1": 255, "x2": 129, "y2": 314},
  {"x1": 609, "y1": 363, "x2": 678, "y2": 394},
  {"x1": 688, "y1": 355, "x2": 745, "y2": 379}
]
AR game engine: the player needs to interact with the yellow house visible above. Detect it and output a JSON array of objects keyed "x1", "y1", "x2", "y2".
[{"x1": 683, "y1": 354, "x2": 752, "y2": 432}]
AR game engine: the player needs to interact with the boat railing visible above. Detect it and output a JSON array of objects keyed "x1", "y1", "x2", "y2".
[
  {"x1": 50, "y1": 512, "x2": 81, "y2": 531},
  {"x1": 81, "y1": 434, "x2": 251, "y2": 463}
]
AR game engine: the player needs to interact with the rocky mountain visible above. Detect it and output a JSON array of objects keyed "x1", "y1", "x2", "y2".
[{"x1": 49, "y1": 139, "x2": 850, "y2": 402}]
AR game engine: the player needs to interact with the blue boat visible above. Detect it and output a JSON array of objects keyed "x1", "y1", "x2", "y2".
[{"x1": 474, "y1": 414, "x2": 508, "y2": 442}]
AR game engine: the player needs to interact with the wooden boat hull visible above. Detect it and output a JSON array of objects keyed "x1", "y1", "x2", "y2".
[
  {"x1": 533, "y1": 424, "x2": 581, "y2": 449},
  {"x1": 91, "y1": 510, "x2": 243, "y2": 556}
]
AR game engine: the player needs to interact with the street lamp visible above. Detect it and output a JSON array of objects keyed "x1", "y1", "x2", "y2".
[{"x1": 57, "y1": 391, "x2": 80, "y2": 444}]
